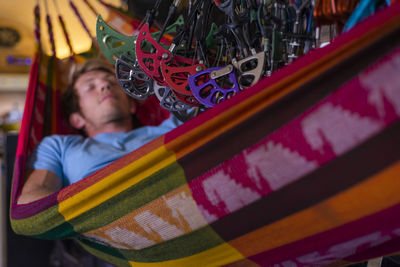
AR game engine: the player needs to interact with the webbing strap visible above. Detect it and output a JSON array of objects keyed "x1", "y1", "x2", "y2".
[
  {"x1": 53, "y1": 0, "x2": 74, "y2": 56},
  {"x1": 69, "y1": 0, "x2": 93, "y2": 39},
  {"x1": 43, "y1": 0, "x2": 56, "y2": 56},
  {"x1": 46, "y1": 15, "x2": 56, "y2": 56},
  {"x1": 83, "y1": 0, "x2": 99, "y2": 17},
  {"x1": 34, "y1": 4, "x2": 41, "y2": 51}
]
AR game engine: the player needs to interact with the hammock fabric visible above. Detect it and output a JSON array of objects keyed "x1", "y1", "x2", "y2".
[{"x1": 10, "y1": 2, "x2": 400, "y2": 266}]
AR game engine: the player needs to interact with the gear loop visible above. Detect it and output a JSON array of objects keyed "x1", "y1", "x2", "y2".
[
  {"x1": 115, "y1": 55, "x2": 154, "y2": 100},
  {"x1": 188, "y1": 65, "x2": 240, "y2": 108},
  {"x1": 154, "y1": 82, "x2": 192, "y2": 112}
]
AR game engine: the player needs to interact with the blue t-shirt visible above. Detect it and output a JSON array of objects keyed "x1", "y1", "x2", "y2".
[{"x1": 27, "y1": 116, "x2": 182, "y2": 186}]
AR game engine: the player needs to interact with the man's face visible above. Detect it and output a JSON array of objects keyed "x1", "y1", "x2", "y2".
[{"x1": 72, "y1": 70, "x2": 136, "y2": 135}]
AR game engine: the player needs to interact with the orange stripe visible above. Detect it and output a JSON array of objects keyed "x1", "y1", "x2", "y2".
[
  {"x1": 83, "y1": 184, "x2": 208, "y2": 249},
  {"x1": 228, "y1": 161, "x2": 400, "y2": 257}
]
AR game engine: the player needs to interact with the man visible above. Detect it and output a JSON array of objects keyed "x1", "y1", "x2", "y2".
[{"x1": 17, "y1": 59, "x2": 181, "y2": 204}]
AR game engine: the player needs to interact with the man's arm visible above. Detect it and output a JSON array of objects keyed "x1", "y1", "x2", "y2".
[{"x1": 17, "y1": 169, "x2": 62, "y2": 204}]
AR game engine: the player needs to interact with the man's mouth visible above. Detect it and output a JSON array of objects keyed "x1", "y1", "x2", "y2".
[{"x1": 100, "y1": 94, "x2": 114, "y2": 103}]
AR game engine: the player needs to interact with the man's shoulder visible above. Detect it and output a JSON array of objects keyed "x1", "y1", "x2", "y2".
[
  {"x1": 43, "y1": 134, "x2": 83, "y2": 141},
  {"x1": 40, "y1": 134, "x2": 84, "y2": 147}
]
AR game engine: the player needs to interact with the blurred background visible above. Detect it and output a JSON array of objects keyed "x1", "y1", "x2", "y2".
[
  {"x1": 0, "y1": 0, "x2": 172, "y2": 266},
  {"x1": 1, "y1": 0, "x2": 398, "y2": 266}
]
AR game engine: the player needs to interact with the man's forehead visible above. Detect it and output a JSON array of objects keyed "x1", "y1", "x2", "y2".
[{"x1": 76, "y1": 70, "x2": 115, "y2": 84}]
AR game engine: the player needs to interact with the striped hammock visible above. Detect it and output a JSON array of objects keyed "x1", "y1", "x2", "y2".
[{"x1": 10, "y1": 3, "x2": 400, "y2": 266}]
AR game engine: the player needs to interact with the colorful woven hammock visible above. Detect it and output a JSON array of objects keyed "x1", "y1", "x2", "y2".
[{"x1": 10, "y1": 2, "x2": 400, "y2": 266}]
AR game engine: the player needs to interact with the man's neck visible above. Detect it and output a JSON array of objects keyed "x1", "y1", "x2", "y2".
[{"x1": 87, "y1": 118, "x2": 133, "y2": 137}]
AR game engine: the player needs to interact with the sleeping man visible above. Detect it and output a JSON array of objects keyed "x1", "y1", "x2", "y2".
[{"x1": 17, "y1": 59, "x2": 181, "y2": 204}]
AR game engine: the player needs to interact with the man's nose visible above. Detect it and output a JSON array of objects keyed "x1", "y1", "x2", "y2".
[{"x1": 101, "y1": 83, "x2": 111, "y2": 91}]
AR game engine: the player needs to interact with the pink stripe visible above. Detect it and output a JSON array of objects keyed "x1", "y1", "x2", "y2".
[
  {"x1": 345, "y1": 238, "x2": 400, "y2": 263},
  {"x1": 29, "y1": 82, "x2": 46, "y2": 152},
  {"x1": 247, "y1": 202, "x2": 400, "y2": 266},
  {"x1": 16, "y1": 52, "x2": 39, "y2": 157},
  {"x1": 189, "y1": 47, "x2": 400, "y2": 222},
  {"x1": 12, "y1": 53, "x2": 40, "y2": 205}
]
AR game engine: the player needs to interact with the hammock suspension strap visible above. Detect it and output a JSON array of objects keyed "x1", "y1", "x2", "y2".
[
  {"x1": 53, "y1": 0, "x2": 75, "y2": 56},
  {"x1": 43, "y1": 0, "x2": 57, "y2": 56},
  {"x1": 69, "y1": 0, "x2": 94, "y2": 39}
]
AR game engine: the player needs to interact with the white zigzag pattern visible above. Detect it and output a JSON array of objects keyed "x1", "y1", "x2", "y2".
[
  {"x1": 104, "y1": 226, "x2": 155, "y2": 250},
  {"x1": 134, "y1": 210, "x2": 184, "y2": 241},
  {"x1": 360, "y1": 53, "x2": 400, "y2": 117},
  {"x1": 245, "y1": 141, "x2": 318, "y2": 191},
  {"x1": 301, "y1": 103, "x2": 384, "y2": 155},
  {"x1": 203, "y1": 170, "x2": 261, "y2": 213},
  {"x1": 163, "y1": 191, "x2": 208, "y2": 231}
]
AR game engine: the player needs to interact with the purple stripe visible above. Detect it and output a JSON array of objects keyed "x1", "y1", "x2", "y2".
[
  {"x1": 11, "y1": 191, "x2": 59, "y2": 220},
  {"x1": 11, "y1": 155, "x2": 60, "y2": 219}
]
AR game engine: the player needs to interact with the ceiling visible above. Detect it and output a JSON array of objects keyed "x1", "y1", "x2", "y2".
[{"x1": 0, "y1": 0, "x2": 122, "y2": 73}]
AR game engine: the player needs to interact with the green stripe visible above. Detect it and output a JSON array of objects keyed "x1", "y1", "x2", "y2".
[
  {"x1": 34, "y1": 221, "x2": 76, "y2": 240},
  {"x1": 77, "y1": 238, "x2": 130, "y2": 267},
  {"x1": 79, "y1": 225, "x2": 225, "y2": 263},
  {"x1": 68, "y1": 161, "x2": 187, "y2": 233},
  {"x1": 122, "y1": 225, "x2": 225, "y2": 262},
  {"x1": 11, "y1": 204, "x2": 74, "y2": 238}
]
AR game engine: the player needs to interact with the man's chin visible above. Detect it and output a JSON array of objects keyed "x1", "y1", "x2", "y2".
[{"x1": 101, "y1": 109, "x2": 131, "y2": 121}]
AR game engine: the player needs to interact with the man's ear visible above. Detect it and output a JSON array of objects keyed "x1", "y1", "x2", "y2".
[{"x1": 69, "y1": 112, "x2": 86, "y2": 130}]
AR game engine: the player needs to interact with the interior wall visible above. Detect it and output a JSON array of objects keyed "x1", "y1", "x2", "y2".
[{"x1": 0, "y1": 92, "x2": 26, "y2": 116}]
